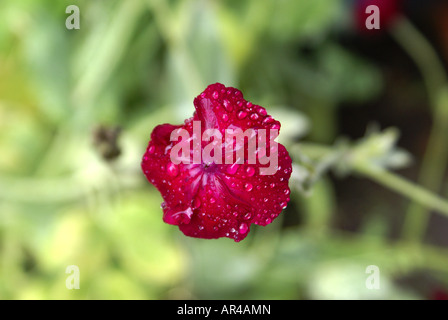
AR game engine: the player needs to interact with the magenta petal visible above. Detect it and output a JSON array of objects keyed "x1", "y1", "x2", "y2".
[{"x1": 141, "y1": 83, "x2": 292, "y2": 242}]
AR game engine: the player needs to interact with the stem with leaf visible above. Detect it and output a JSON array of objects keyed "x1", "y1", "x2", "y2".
[{"x1": 390, "y1": 17, "x2": 448, "y2": 241}]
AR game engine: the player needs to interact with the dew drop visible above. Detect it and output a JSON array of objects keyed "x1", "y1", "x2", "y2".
[
  {"x1": 265, "y1": 218, "x2": 272, "y2": 224},
  {"x1": 246, "y1": 166, "x2": 255, "y2": 177},
  {"x1": 262, "y1": 116, "x2": 274, "y2": 124},
  {"x1": 270, "y1": 123, "x2": 280, "y2": 130},
  {"x1": 212, "y1": 91, "x2": 219, "y2": 99},
  {"x1": 250, "y1": 113, "x2": 259, "y2": 121},
  {"x1": 284, "y1": 189, "x2": 290, "y2": 195},
  {"x1": 210, "y1": 197, "x2": 216, "y2": 204},
  {"x1": 244, "y1": 183, "x2": 253, "y2": 192},
  {"x1": 257, "y1": 107, "x2": 267, "y2": 116},
  {"x1": 281, "y1": 202, "x2": 288, "y2": 209},
  {"x1": 226, "y1": 163, "x2": 240, "y2": 175},
  {"x1": 270, "y1": 182, "x2": 276, "y2": 188},
  {"x1": 223, "y1": 99, "x2": 232, "y2": 111},
  {"x1": 222, "y1": 114, "x2": 229, "y2": 122},
  {"x1": 243, "y1": 212, "x2": 252, "y2": 220},
  {"x1": 263, "y1": 198, "x2": 269, "y2": 203},
  {"x1": 237, "y1": 111, "x2": 247, "y2": 119},
  {"x1": 239, "y1": 223, "x2": 248, "y2": 234},
  {"x1": 166, "y1": 163, "x2": 179, "y2": 177}
]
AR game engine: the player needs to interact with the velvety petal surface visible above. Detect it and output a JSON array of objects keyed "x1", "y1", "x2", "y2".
[{"x1": 141, "y1": 83, "x2": 292, "y2": 242}]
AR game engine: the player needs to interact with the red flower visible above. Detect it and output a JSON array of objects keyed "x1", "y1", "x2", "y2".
[
  {"x1": 354, "y1": 0, "x2": 403, "y2": 33},
  {"x1": 141, "y1": 83, "x2": 292, "y2": 242},
  {"x1": 431, "y1": 288, "x2": 448, "y2": 300}
]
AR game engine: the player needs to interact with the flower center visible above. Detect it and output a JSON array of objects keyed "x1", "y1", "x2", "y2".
[{"x1": 202, "y1": 161, "x2": 218, "y2": 173}]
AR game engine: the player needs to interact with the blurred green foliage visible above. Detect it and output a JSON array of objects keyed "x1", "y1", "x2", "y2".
[{"x1": 1, "y1": 0, "x2": 447, "y2": 300}]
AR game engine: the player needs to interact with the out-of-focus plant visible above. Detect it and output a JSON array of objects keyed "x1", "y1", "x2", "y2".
[{"x1": 1, "y1": 0, "x2": 448, "y2": 300}]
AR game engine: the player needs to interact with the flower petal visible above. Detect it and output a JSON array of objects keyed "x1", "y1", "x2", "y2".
[{"x1": 141, "y1": 83, "x2": 292, "y2": 242}]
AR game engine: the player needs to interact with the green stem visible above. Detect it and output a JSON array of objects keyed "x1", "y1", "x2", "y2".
[
  {"x1": 391, "y1": 18, "x2": 448, "y2": 241},
  {"x1": 297, "y1": 142, "x2": 448, "y2": 218},
  {"x1": 390, "y1": 18, "x2": 447, "y2": 106},
  {"x1": 355, "y1": 165, "x2": 448, "y2": 218}
]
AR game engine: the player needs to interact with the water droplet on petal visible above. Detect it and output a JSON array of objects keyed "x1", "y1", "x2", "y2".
[
  {"x1": 257, "y1": 107, "x2": 267, "y2": 116},
  {"x1": 223, "y1": 99, "x2": 232, "y2": 111},
  {"x1": 237, "y1": 111, "x2": 247, "y2": 119},
  {"x1": 265, "y1": 218, "x2": 272, "y2": 224},
  {"x1": 262, "y1": 116, "x2": 274, "y2": 124},
  {"x1": 166, "y1": 163, "x2": 179, "y2": 177},
  {"x1": 281, "y1": 202, "x2": 288, "y2": 209},
  {"x1": 243, "y1": 212, "x2": 252, "y2": 220},
  {"x1": 284, "y1": 189, "x2": 290, "y2": 195},
  {"x1": 222, "y1": 114, "x2": 229, "y2": 122},
  {"x1": 246, "y1": 166, "x2": 255, "y2": 177},
  {"x1": 244, "y1": 183, "x2": 253, "y2": 192},
  {"x1": 239, "y1": 223, "x2": 248, "y2": 234},
  {"x1": 250, "y1": 113, "x2": 259, "y2": 120},
  {"x1": 227, "y1": 163, "x2": 240, "y2": 175},
  {"x1": 270, "y1": 183, "x2": 276, "y2": 188},
  {"x1": 210, "y1": 197, "x2": 216, "y2": 204},
  {"x1": 148, "y1": 145, "x2": 155, "y2": 154},
  {"x1": 212, "y1": 91, "x2": 219, "y2": 99}
]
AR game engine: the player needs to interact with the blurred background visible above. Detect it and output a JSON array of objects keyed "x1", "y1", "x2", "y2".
[{"x1": 1, "y1": 0, "x2": 448, "y2": 299}]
